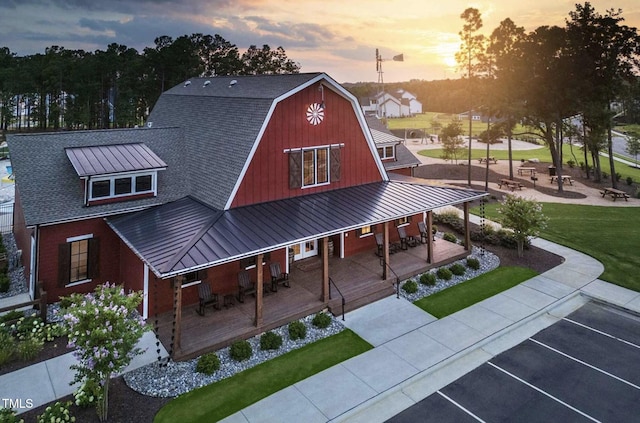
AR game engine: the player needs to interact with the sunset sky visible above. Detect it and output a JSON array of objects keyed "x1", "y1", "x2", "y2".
[{"x1": 1, "y1": 0, "x2": 639, "y2": 83}]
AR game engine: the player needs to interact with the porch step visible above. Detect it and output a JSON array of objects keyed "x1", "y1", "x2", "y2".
[{"x1": 328, "y1": 280, "x2": 395, "y2": 317}]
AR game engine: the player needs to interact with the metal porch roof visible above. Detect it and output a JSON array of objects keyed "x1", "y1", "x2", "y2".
[
  {"x1": 107, "y1": 181, "x2": 487, "y2": 278},
  {"x1": 65, "y1": 143, "x2": 167, "y2": 177}
]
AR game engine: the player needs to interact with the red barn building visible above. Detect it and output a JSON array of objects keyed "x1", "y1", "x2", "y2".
[{"x1": 9, "y1": 73, "x2": 485, "y2": 359}]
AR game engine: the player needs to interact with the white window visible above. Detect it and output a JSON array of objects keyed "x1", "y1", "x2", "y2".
[
  {"x1": 303, "y1": 148, "x2": 330, "y2": 188},
  {"x1": 89, "y1": 171, "x2": 156, "y2": 201},
  {"x1": 377, "y1": 145, "x2": 395, "y2": 160}
]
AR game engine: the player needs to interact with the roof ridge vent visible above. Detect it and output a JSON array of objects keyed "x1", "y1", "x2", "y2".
[
  {"x1": 228, "y1": 79, "x2": 237, "y2": 88},
  {"x1": 184, "y1": 80, "x2": 191, "y2": 87},
  {"x1": 203, "y1": 80, "x2": 211, "y2": 87}
]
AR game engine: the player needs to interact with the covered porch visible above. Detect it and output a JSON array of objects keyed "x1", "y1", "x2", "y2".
[{"x1": 155, "y1": 235, "x2": 467, "y2": 360}]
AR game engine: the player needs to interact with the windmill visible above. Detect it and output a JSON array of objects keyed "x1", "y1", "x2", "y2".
[{"x1": 375, "y1": 49, "x2": 403, "y2": 118}]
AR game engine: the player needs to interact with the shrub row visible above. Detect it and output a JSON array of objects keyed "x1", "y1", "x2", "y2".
[
  {"x1": 433, "y1": 212, "x2": 526, "y2": 250},
  {"x1": 406, "y1": 256, "x2": 483, "y2": 294},
  {"x1": 196, "y1": 312, "x2": 331, "y2": 374}
]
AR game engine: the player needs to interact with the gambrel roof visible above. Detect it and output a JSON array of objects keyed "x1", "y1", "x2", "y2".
[{"x1": 147, "y1": 73, "x2": 338, "y2": 210}]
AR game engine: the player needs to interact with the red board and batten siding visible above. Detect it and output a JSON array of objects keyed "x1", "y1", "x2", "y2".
[
  {"x1": 37, "y1": 218, "x2": 121, "y2": 302},
  {"x1": 231, "y1": 83, "x2": 384, "y2": 208}
]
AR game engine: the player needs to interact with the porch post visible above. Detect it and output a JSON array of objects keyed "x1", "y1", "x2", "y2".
[
  {"x1": 383, "y1": 221, "x2": 390, "y2": 279},
  {"x1": 322, "y1": 237, "x2": 329, "y2": 303},
  {"x1": 255, "y1": 253, "x2": 264, "y2": 327},
  {"x1": 426, "y1": 211, "x2": 434, "y2": 264},
  {"x1": 463, "y1": 202, "x2": 471, "y2": 251},
  {"x1": 173, "y1": 275, "x2": 184, "y2": 355}
]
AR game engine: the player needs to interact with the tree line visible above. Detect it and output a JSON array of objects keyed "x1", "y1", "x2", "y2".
[
  {"x1": 0, "y1": 34, "x2": 300, "y2": 131},
  {"x1": 453, "y1": 2, "x2": 640, "y2": 190}
]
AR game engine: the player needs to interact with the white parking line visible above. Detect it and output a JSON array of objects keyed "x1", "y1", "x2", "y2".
[
  {"x1": 529, "y1": 338, "x2": 640, "y2": 391},
  {"x1": 437, "y1": 391, "x2": 486, "y2": 423},
  {"x1": 488, "y1": 362, "x2": 601, "y2": 423},
  {"x1": 563, "y1": 317, "x2": 640, "y2": 351}
]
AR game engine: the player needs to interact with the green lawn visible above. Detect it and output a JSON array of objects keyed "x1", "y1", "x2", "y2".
[
  {"x1": 414, "y1": 267, "x2": 538, "y2": 318},
  {"x1": 386, "y1": 113, "x2": 531, "y2": 138},
  {"x1": 419, "y1": 145, "x2": 640, "y2": 183},
  {"x1": 154, "y1": 330, "x2": 372, "y2": 423},
  {"x1": 478, "y1": 203, "x2": 640, "y2": 292}
]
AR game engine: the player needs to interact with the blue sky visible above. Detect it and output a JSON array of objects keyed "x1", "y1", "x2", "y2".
[{"x1": 1, "y1": 0, "x2": 638, "y2": 82}]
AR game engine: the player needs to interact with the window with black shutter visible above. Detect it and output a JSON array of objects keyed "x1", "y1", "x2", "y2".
[{"x1": 58, "y1": 236, "x2": 100, "y2": 286}]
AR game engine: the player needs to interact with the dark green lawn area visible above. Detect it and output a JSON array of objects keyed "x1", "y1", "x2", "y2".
[
  {"x1": 478, "y1": 203, "x2": 640, "y2": 292},
  {"x1": 154, "y1": 329, "x2": 372, "y2": 423},
  {"x1": 414, "y1": 266, "x2": 538, "y2": 318}
]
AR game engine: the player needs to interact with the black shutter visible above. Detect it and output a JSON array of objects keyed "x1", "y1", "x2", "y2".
[
  {"x1": 289, "y1": 151, "x2": 302, "y2": 189},
  {"x1": 330, "y1": 147, "x2": 341, "y2": 182},
  {"x1": 197, "y1": 269, "x2": 208, "y2": 281},
  {"x1": 58, "y1": 243, "x2": 70, "y2": 287},
  {"x1": 88, "y1": 238, "x2": 100, "y2": 279}
]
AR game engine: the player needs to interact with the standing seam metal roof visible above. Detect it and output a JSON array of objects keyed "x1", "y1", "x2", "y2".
[
  {"x1": 65, "y1": 143, "x2": 167, "y2": 177},
  {"x1": 107, "y1": 181, "x2": 487, "y2": 278}
]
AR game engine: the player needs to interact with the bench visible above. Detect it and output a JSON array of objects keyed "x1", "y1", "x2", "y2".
[
  {"x1": 600, "y1": 187, "x2": 629, "y2": 201},
  {"x1": 478, "y1": 157, "x2": 498, "y2": 164},
  {"x1": 498, "y1": 179, "x2": 524, "y2": 191},
  {"x1": 517, "y1": 167, "x2": 536, "y2": 176},
  {"x1": 550, "y1": 175, "x2": 573, "y2": 185}
]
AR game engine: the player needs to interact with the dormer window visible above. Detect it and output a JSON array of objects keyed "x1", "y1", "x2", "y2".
[
  {"x1": 65, "y1": 143, "x2": 167, "y2": 205},
  {"x1": 89, "y1": 172, "x2": 157, "y2": 201},
  {"x1": 377, "y1": 145, "x2": 395, "y2": 160}
]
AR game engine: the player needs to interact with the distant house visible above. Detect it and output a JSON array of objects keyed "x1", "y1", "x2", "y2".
[
  {"x1": 9, "y1": 73, "x2": 484, "y2": 358},
  {"x1": 361, "y1": 89, "x2": 422, "y2": 118}
]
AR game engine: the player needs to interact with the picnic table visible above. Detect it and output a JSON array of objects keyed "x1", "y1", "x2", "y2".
[
  {"x1": 498, "y1": 178, "x2": 524, "y2": 191},
  {"x1": 600, "y1": 187, "x2": 629, "y2": 201},
  {"x1": 550, "y1": 175, "x2": 573, "y2": 185},
  {"x1": 517, "y1": 167, "x2": 536, "y2": 176},
  {"x1": 478, "y1": 157, "x2": 498, "y2": 164}
]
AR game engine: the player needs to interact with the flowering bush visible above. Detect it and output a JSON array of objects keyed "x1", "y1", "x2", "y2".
[
  {"x1": 62, "y1": 283, "x2": 148, "y2": 422},
  {"x1": 37, "y1": 401, "x2": 75, "y2": 423}
]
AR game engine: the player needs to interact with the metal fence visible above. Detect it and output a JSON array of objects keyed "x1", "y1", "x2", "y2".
[{"x1": 0, "y1": 202, "x2": 13, "y2": 234}]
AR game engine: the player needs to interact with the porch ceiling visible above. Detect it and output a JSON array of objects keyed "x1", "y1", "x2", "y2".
[{"x1": 107, "y1": 181, "x2": 486, "y2": 278}]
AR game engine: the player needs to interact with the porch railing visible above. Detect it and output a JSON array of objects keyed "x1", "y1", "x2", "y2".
[
  {"x1": 380, "y1": 259, "x2": 400, "y2": 299},
  {"x1": 328, "y1": 277, "x2": 345, "y2": 321}
]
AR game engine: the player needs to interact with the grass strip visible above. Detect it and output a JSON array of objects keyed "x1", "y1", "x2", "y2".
[
  {"x1": 414, "y1": 266, "x2": 538, "y2": 318},
  {"x1": 154, "y1": 329, "x2": 372, "y2": 423},
  {"x1": 478, "y1": 203, "x2": 640, "y2": 292}
]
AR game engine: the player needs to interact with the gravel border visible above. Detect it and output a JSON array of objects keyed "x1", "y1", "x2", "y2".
[
  {"x1": 124, "y1": 242, "x2": 499, "y2": 399},
  {"x1": 0, "y1": 232, "x2": 27, "y2": 299}
]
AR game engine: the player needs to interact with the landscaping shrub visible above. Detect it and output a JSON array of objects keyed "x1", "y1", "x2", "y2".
[
  {"x1": 626, "y1": 176, "x2": 633, "y2": 185},
  {"x1": 443, "y1": 233, "x2": 458, "y2": 243},
  {"x1": 37, "y1": 401, "x2": 74, "y2": 423},
  {"x1": 196, "y1": 352, "x2": 221, "y2": 375},
  {"x1": 15, "y1": 335, "x2": 44, "y2": 361},
  {"x1": 74, "y1": 378, "x2": 101, "y2": 408},
  {"x1": 0, "y1": 330, "x2": 15, "y2": 366},
  {"x1": 229, "y1": 340, "x2": 252, "y2": 362},
  {"x1": 288, "y1": 321, "x2": 307, "y2": 340},
  {"x1": 436, "y1": 267, "x2": 453, "y2": 281},
  {"x1": 401, "y1": 280, "x2": 418, "y2": 294},
  {"x1": 0, "y1": 310, "x2": 23, "y2": 324},
  {"x1": 615, "y1": 172, "x2": 622, "y2": 182},
  {"x1": 567, "y1": 159, "x2": 575, "y2": 168},
  {"x1": 466, "y1": 257, "x2": 480, "y2": 270},
  {"x1": 312, "y1": 312, "x2": 332, "y2": 329},
  {"x1": 260, "y1": 331, "x2": 283, "y2": 351},
  {"x1": 59, "y1": 297, "x2": 73, "y2": 310},
  {"x1": 0, "y1": 274, "x2": 9, "y2": 293},
  {"x1": 13, "y1": 316, "x2": 45, "y2": 342},
  {"x1": 449, "y1": 263, "x2": 466, "y2": 276},
  {"x1": 0, "y1": 408, "x2": 23, "y2": 423},
  {"x1": 43, "y1": 323, "x2": 66, "y2": 342},
  {"x1": 419, "y1": 272, "x2": 437, "y2": 286}
]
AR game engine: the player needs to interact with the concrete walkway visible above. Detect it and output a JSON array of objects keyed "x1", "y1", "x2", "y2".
[
  {"x1": 221, "y1": 234, "x2": 640, "y2": 422},
  {"x1": 0, "y1": 330, "x2": 168, "y2": 415}
]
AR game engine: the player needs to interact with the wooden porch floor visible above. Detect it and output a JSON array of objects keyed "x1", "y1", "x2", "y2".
[{"x1": 156, "y1": 239, "x2": 468, "y2": 360}]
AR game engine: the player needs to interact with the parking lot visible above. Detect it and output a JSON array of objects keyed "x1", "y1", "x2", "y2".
[{"x1": 389, "y1": 302, "x2": 640, "y2": 422}]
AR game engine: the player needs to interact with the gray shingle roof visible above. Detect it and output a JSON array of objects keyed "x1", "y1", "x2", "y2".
[
  {"x1": 384, "y1": 144, "x2": 421, "y2": 171},
  {"x1": 108, "y1": 181, "x2": 487, "y2": 278},
  {"x1": 147, "y1": 73, "x2": 323, "y2": 210},
  {"x1": 8, "y1": 127, "x2": 188, "y2": 226}
]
